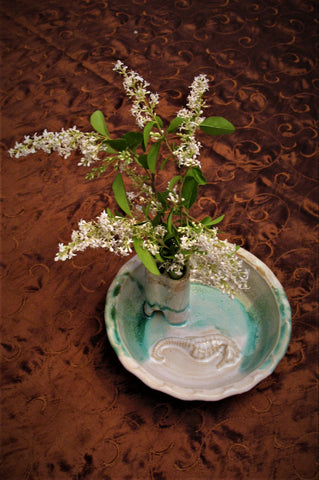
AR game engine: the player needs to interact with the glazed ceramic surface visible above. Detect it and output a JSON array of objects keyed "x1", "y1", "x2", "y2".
[
  {"x1": 104, "y1": 249, "x2": 291, "y2": 401},
  {"x1": 144, "y1": 267, "x2": 190, "y2": 325}
]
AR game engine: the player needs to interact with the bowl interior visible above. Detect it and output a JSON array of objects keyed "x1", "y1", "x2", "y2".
[{"x1": 105, "y1": 251, "x2": 291, "y2": 400}]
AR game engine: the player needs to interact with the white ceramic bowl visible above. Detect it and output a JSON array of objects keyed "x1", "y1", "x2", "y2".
[{"x1": 105, "y1": 249, "x2": 291, "y2": 401}]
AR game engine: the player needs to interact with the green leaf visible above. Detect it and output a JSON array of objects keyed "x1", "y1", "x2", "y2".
[
  {"x1": 155, "y1": 252, "x2": 164, "y2": 263},
  {"x1": 114, "y1": 210, "x2": 124, "y2": 217},
  {"x1": 142, "y1": 203, "x2": 151, "y2": 218},
  {"x1": 168, "y1": 175, "x2": 182, "y2": 190},
  {"x1": 152, "y1": 214, "x2": 162, "y2": 227},
  {"x1": 167, "y1": 209, "x2": 174, "y2": 235},
  {"x1": 143, "y1": 121, "x2": 155, "y2": 151},
  {"x1": 122, "y1": 131, "x2": 143, "y2": 151},
  {"x1": 157, "y1": 191, "x2": 168, "y2": 210},
  {"x1": 199, "y1": 116, "x2": 235, "y2": 136},
  {"x1": 85, "y1": 172, "x2": 94, "y2": 180},
  {"x1": 160, "y1": 156, "x2": 170, "y2": 170},
  {"x1": 209, "y1": 214, "x2": 225, "y2": 225},
  {"x1": 90, "y1": 110, "x2": 110, "y2": 137},
  {"x1": 155, "y1": 115, "x2": 163, "y2": 128},
  {"x1": 181, "y1": 176, "x2": 198, "y2": 209},
  {"x1": 136, "y1": 154, "x2": 148, "y2": 169},
  {"x1": 137, "y1": 155, "x2": 148, "y2": 169},
  {"x1": 162, "y1": 236, "x2": 179, "y2": 257},
  {"x1": 167, "y1": 116, "x2": 184, "y2": 133},
  {"x1": 112, "y1": 173, "x2": 132, "y2": 216},
  {"x1": 201, "y1": 216, "x2": 213, "y2": 226},
  {"x1": 105, "y1": 138, "x2": 127, "y2": 151},
  {"x1": 147, "y1": 141, "x2": 161, "y2": 174},
  {"x1": 201, "y1": 214, "x2": 225, "y2": 226},
  {"x1": 186, "y1": 167, "x2": 207, "y2": 185},
  {"x1": 133, "y1": 238, "x2": 161, "y2": 275},
  {"x1": 101, "y1": 140, "x2": 117, "y2": 153}
]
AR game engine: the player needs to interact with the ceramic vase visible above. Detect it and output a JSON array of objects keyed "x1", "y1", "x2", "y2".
[{"x1": 143, "y1": 268, "x2": 190, "y2": 325}]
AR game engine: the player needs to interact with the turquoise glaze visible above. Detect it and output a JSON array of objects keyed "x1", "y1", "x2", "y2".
[
  {"x1": 105, "y1": 250, "x2": 292, "y2": 401},
  {"x1": 109, "y1": 277, "x2": 280, "y2": 368},
  {"x1": 144, "y1": 300, "x2": 189, "y2": 316}
]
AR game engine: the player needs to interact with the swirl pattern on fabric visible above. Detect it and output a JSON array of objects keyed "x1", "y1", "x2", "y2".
[{"x1": 1, "y1": 0, "x2": 318, "y2": 479}]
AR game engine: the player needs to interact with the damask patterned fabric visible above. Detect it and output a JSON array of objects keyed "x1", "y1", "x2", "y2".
[{"x1": 1, "y1": 0, "x2": 318, "y2": 479}]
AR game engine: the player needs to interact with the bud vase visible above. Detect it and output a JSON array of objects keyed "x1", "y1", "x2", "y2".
[{"x1": 143, "y1": 268, "x2": 190, "y2": 325}]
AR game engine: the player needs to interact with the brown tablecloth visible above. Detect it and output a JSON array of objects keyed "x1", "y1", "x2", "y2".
[{"x1": 1, "y1": 1, "x2": 318, "y2": 479}]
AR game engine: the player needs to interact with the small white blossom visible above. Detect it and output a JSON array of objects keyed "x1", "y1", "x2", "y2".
[
  {"x1": 117, "y1": 149, "x2": 133, "y2": 172},
  {"x1": 113, "y1": 60, "x2": 127, "y2": 72},
  {"x1": 174, "y1": 138, "x2": 202, "y2": 168},
  {"x1": 143, "y1": 240, "x2": 160, "y2": 256},
  {"x1": 9, "y1": 126, "x2": 104, "y2": 167},
  {"x1": 150, "y1": 93, "x2": 160, "y2": 106},
  {"x1": 173, "y1": 73, "x2": 210, "y2": 168},
  {"x1": 167, "y1": 186, "x2": 180, "y2": 205},
  {"x1": 113, "y1": 60, "x2": 159, "y2": 128},
  {"x1": 149, "y1": 131, "x2": 163, "y2": 140},
  {"x1": 55, "y1": 211, "x2": 136, "y2": 261},
  {"x1": 127, "y1": 191, "x2": 137, "y2": 202},
  {"x1": 153, "y1": 225, "x2": 167, "y2": 237},
  {"x1": 186, "y1": 74, "x2": 209, "y2": 112}
]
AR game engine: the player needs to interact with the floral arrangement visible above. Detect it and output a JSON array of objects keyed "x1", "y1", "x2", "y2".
[{"x1": 9, "y1": 60, "x2": 249, "y2": 296}]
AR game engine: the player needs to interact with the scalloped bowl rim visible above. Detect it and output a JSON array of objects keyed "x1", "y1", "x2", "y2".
[{"x1": 105, "y1": 248, "x2": 292, "y2": 401}]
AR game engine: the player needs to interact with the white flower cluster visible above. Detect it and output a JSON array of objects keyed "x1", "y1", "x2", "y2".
[
  {"x1": 141, "y1": 222, "x2": 168, "y2": 256},
  {"x1": 185, "y1": 74, "x2": 210, "y2": 113},
  {"x1": 55, "y1": 211, "x2": 136, "y2": 261},
  {"x1": 162, "y1": 252, "x2": 186, "y2": 277},
  {"x1": 125, "y1": 183, "x2": 161, "y2": 217},
  {"x1": 55, "y1": 211, "x2": 168, "y2": 263},
  {"x1": 113, "y1": 60, "x2": 159, "y2": 129},
  {"x1": 174, "y1": 74, "x2": 209, "y2": 168},
  {"x1": 117, "y1": 149, "x2": 134, "y2": 172},
  {"x1": 173, "y1": 138, "x2": 202, "y2": 168},
  {"x1": 9, "y1": 127, "x2": 105, "y2": 167},
  {"x1": 9, "y1": 60, "x2": 246, "y2": 295},
  {"x1": 55, "y1": 209, "x2": 247, "y2": 296},
  {"x1": 190, "y1": 235, "x2": 249, "y2": 297},
  {"x1": 167, "y1": 185, "x2": 180, "y2": 205},
  {"x1": 170, "y1": 225, "x2": 248, "y2": 296}
]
